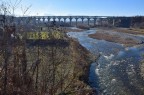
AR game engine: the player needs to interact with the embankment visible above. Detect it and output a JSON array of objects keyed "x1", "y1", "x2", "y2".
[{"x1": 0, "y1": 32, "x2": 97, "y2": 95}]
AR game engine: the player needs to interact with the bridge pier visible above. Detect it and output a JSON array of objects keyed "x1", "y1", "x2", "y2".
[
  {"x1": 69, "y1": 18, "x2": 72, "y2": 26},
  {"x1": 94, "y1": 18, "x2": 96, "y2": 26},
  {"x1": 37, "y1": 18, "x2": 41, "y2": 24},
  {"x1": 43, "y1": 17, "x2": 45, "y2": 22},
  {"x1": 53, "y1": 17, "x2": 56, "y2": 22},
  {"x1": 112, "y1": 19, "x2": 115, "y2": 26},
  {"x1": 81, "y1": 18, "x2": 84, "y2": 24},
  {"x1": 58, "y1": 18, "x2": 61, "y2": 24},
  {"x1": 75, "y1": 18, "x2": 78, "y2": 26},
  {"x1": 87, "y1": 18, "x2": 90, "y2": 26},
  {"x1": 47, "y1": 17, "x2": 50, "y2": 23},
  {"x1": 100, "y1": 18, "x2": 102, "y2": 26},
  {"x1": 64, "y1": 18, "x2": 66, "y2": 23}
]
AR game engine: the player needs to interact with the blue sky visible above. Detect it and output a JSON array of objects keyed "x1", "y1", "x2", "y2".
[{"x1": 4, "y1": 0, "x2": 144, "y2": 16}]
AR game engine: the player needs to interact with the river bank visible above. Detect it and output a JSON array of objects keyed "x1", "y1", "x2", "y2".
[
  {"x1": 89, "y1": 28, "x2": 144, "y2": 47},
  {"x1": 67, "y1": 38, "x2": 98, "y2": 94}
]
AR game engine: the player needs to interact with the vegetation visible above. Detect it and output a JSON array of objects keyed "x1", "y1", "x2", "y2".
[
  {"x1": 26, "y1": 28, "x2": 66, "y2": 40},
  {"x1": 88, "y1": 29, "x2": 141, "y2": 47},
  {"x1": 0, "y1": 27, "x2": 96, "y2": 94},
  {"x1": 0, "y1": 1, "x2": 97, "y2": 94},
  {"x1": 77, "y1": 25, "x2": 90, "y2": 30}
]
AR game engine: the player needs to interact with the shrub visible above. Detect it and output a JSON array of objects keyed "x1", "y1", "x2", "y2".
[{"x1": 77, "y1": 25, "x2": 90, "y2": 30}]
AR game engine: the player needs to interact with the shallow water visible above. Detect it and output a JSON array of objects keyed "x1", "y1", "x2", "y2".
[{"x1": 67, "y1": 29, "x2": 144, "y2": 95}]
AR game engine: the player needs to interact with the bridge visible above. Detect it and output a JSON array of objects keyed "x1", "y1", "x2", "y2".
[{"x1": 14, "y1": 16, "x2": 118, "y2": 26}]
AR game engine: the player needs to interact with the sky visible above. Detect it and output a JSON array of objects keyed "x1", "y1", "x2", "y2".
[{"x1": 2, "y1": 0, "x2": 144, "y2": 16}]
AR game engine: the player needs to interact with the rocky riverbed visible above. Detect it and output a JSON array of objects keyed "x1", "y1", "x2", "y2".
[{"x1": 68, "y1": 28, "x2": 144, "y2": 95}]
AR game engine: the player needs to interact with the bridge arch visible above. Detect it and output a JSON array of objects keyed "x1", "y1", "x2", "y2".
[{"x1": 14, "y1": 16, "x2": 115, "y2": 27}]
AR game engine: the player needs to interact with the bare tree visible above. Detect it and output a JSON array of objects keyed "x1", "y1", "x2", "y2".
[
  {"x1": 0, "y1": 0, "x2": 33, "y2": 94},
  {"x1": 0, "y1": 0, "x2": 92, "y2": 94}
]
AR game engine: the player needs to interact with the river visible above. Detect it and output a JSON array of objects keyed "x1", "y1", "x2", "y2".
[{"x1": 67, "y1": 28, "x2": 144, "y2": 95}]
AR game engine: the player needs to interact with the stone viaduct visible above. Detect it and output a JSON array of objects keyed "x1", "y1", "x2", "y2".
[{"x1": 14, "y1": 16, "x2": 117, "y2": 26}]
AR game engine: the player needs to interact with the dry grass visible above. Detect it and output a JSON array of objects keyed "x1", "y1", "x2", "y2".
[
  {"x1": 0, "y1": 30, "x2": 96, "y2": 94},
  {"x1": 98, "y1": 27, "x2": 144, "y2": 35},
  {"x1": 65, "y1": 28, "x2": 84, "y2": 32},
  {"x1": 89, "y1": 30, "x2": 140, "y2": 47}
]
